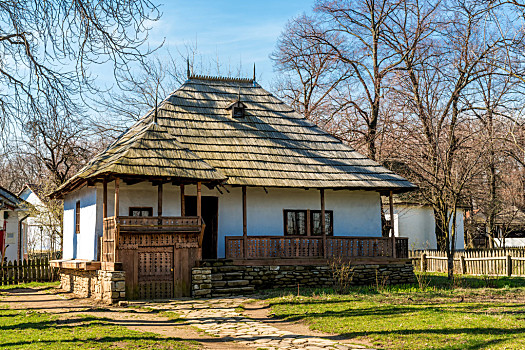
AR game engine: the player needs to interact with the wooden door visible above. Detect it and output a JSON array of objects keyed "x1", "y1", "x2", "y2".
[{"x1": 137, "y1": 246, "x2": 174, "y2": 299}]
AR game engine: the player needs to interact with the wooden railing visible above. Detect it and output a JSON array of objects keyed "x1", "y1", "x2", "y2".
[
  {"x1": 101, "y1": 216, "x2": 205, "y2": 264},
  {"x1": 225, "y1": 236, "x2": 409, "y2": 260}
]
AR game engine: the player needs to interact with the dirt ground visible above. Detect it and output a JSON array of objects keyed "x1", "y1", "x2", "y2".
[
  {"x1": 0, "y1": 286, "x2": 370, "y2": 349},
  {"x1": 0, "y1": 286, "x2": 247, "y2": 350}
]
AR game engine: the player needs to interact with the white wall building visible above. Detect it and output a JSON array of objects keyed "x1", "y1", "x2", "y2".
[
  {"x1": 386, "y1": 204, "x2": 465, "y2": 250},
  {"x1": 19, "y1": 184, "x2": 61, "y2": 256},
  {"x1": 62, "y1": 182, "x2": 383, "y2": 260},
  {"x1": 0, "y1": 186, "x2": 30, "y2": 262}
]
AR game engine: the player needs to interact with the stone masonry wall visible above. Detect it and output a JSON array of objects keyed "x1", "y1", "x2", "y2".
[
  {"x1": 192, "y1": 260, "x2": 415, "y2": 297},
  {"x1": 59, "y1": 268, "x2": 126, "y2": 304}
]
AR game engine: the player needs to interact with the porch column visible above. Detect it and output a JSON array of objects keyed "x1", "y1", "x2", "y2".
[
  {"x1": 197, "y1": 182, "x2": 202, "y2": 217},
  {"x1": 389, "y1": 190, "x2": 397, "y2": 258},
  {"x1": 242, "y1": 186, "x2": 247, "y2": 258},
  {"x1": 158, "y1": 183, "x2": 163, "y2": 216},
  {"x1": 101, "y1": 178, "x2": 107, "y2": 262},
  {"x1": 114, "y1": 178, "x2": 120, "y2": 264},
  {"x1": 114, "y1": 178, "x2": 120, "y2": 218},
  {"x1": 321, "y1": 189, "x2": 326, "y2": 258},
  {"x1": 103, "y1": 179, "x2": 108, "y2": 219},
  {"x1": 180, "y1": 184, "x2": 185, "y2": 216}
]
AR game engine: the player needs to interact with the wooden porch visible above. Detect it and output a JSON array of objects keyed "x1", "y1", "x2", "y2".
[
  {"x1": 101, "y1": 216, "x2": 205, "y2": 264},
  {"x1": 225, "y1": 235, "x2": 409, "y2": 261}
]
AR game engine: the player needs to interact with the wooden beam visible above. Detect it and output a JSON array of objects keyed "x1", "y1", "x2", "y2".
[
  {"x1": 242, "y1": 186, "x2": 247, "y2": 236},
  {"x1": 180, "y1": 184, "x2": 185, "y2": 216},
  {"x1": 389, "y1": 190, "x2": 394, "y2": 237},
  {"x1": 158, "y1": 183, "x2": 163, "y2": 216},
  {"x1": 389, "y1": 190, "x2": 396, "y2": 258},
  {"x1": 242, "y1": 185, "x2": 247, "y2": 259},
  {"x1": 321, "y1": 189, "x2": 326, "y2": 258},
  {"x1": 114, "y1": 178, "x2": 120, "y2": 218},
  {"x1": 114, "y1": 178, "x2": 120, "y2": 263},
  {"x1": 197, "y1": 182, "x2": 202, "y2": 218},
  {"x1": 103, "y1": 179, "x2": 108, "y2": 219}
]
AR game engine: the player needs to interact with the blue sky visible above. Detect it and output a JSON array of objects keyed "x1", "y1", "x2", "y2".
[{"x1": 147, "y1": 0, "x2": 315, "y2": 86}]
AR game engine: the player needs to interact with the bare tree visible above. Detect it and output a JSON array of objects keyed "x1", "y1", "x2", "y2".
[
  {"x1": 388, "y1": 0, "x2": 525, "y2": 279},
  {"x1": 0, "y1": 0, "x2": 161, "y2": 141}
]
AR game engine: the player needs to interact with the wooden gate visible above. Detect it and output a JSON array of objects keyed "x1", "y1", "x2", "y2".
[
  {"x1": 138, "y1": 247, "x2": 174, "y2": 299},
  {"x1": 119, "y1": 232, "x2": 201, "y2": 300}
]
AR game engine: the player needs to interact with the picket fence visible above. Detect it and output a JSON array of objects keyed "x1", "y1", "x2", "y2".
[
  {"x1": 0, "y1": 258, "x2": 59, "y2": 286},
  {"x1": 409, "y1": 249, "x2": 525, "y2": 276}
]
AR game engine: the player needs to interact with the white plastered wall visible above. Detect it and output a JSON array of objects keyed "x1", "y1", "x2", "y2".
[
  {"x1": 394, "y1": 205, "x2": 465, "y2": 250},
  {"x1": 62, "y1": 186, "x2": 98, "y2": 260},
  {"x1": 64, "y1": 181, "x2": 383, "y2": 261},
  {"x1": 1, "y1": 210, "x2": 20, "y2": 261}
]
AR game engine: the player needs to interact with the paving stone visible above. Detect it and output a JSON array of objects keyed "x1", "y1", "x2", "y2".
[{"x1": 138, "y1": 297, "x2": 376, "y2": 350}]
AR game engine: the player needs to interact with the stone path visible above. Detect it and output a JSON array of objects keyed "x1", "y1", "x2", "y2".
[{"x1": 138, "y1": 298, "x2": 376, "y2": 350}]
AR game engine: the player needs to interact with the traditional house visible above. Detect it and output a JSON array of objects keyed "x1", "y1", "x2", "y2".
[
  {"x1": 19, "y1": 184, "x2": 62, "y2": 257},
  {"x1": 384, "y1": 194, "x2": 466, "y2": 250},
  {"x1": 0, "y1": 186, "x2": 30, "y2": 262},
  {"x1": 466, "y1": 207, "x2": 525, "y2": 248},
  {"x1": 51, "y1": 75, "x2": 416, "y2": 302}
]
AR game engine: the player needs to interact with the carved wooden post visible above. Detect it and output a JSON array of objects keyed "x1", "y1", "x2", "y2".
[
  {"x1": 197, "y1": 182, "x2": 202, "y2": 218},
  {"x1": 158, "y1": 183, "x2": 163, "y2": 217},
  {"x1": 321, "y1": 189, "x2": 326, "y2": 258},
  {"x1": 389, "y1": 191, "x2": 395, "y2": 257},
  {"x1": 158, "y1": 183, "x2": 163, "y2": 226},
  {"x1": 242, "y1": 186, "x2": 247, "y2": 259},
  {"x1": 114, "y1": 178, "x2": 120, "y2": 264},
  {"x1": 180, "y1": 184, "x2": 185, "y2": 216},
  {"x1": 103, "y1": 179, "x2": 108, "y2": 219}
]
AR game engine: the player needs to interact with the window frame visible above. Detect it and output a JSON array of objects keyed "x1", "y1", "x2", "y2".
[
  {"x1": 128, "y1": 207, "x2": 153, "y2": 217},
  {"x1": 283, "y1": 209, "x2": 334, "y2": 236},
  {"x1": 310, "y1": 210, "x2": 334, "y2": 236},
  {"x1": 283, "y1": 209, "x2": 307, "y2": 236}
]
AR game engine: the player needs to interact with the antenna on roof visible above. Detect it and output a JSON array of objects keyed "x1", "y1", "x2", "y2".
[
  {"x1": 253, "y1": 63, "x2": 256, "y2": 82},
  {"x1": 186, "y1": 58, "x2": 190, "y2": 79}
]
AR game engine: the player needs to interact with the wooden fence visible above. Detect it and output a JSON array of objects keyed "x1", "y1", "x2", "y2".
[
  {"x1": 0, "y1": 258, "x2": 59, "y2": 286},
  {"x1": 409, "y1": 249, "x2": 525, "y2": 276}
]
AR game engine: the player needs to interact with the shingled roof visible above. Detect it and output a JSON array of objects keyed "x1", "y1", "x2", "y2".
[
  {"x1": 54, "y1": 121, "x2": 227, "y2": 195},
  {"x1": 54, "y1": 75, "x2": 415, "y2": 197},
  {"x1": 0, "y1": 185, "x2": 26, "y2": 209}
]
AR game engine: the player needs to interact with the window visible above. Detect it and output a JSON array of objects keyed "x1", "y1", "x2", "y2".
[
  {"x1": 129, "y1": 207, "x2": 153, "y2": 217},
  {"x1": 311, "y1": 210, "x2": 333, "y2": 236},
  {"x1": 284, "y1": 210, "x2": 307, "y2": 236},
  {"x1": 75, "y1": 201, "x2": 80, "y2": 234},
  {"x1": 233, "y1": 106, "x2": 245, "y2": 118},
  {"x1": 283, "y1": 209, "x2": 334, "y2": 236}
]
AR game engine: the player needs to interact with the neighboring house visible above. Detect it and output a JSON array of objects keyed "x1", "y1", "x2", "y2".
[
  {"x1": 19, "y1": 184, "x2": 61, "y2": 256},
  {"x1": 51, "y1": 75, "x2": 416, "y2": 299},
  {"x1": 0, "y1": 186, "x2": 30, "y2": 262},
  {"x1": 466, "y1": 207, "x2": 525, "y2": 248},
  {"x1": 385, "y1": 200, "x2": 465, "y2": 250}
]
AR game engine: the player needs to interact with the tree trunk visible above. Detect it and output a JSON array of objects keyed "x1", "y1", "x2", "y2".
[{"x1": 434, "y1": 209, "x2": 447, "y2": 251}]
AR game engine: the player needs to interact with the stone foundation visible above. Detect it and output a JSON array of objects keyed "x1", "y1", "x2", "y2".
[
  {"x1": 192, "y1": 260, "x2": 415, "y2": 297},
  {"x1": 59, "y1": 268, "x2": 126, "y2": 304}
]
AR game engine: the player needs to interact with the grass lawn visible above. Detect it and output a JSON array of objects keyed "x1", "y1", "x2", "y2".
[
  {"x1": 266, "y1": 273, "x2": 525, "y2": 350},
  {"x1": 0, "y1": 283, "x2": 196, "y2": 350}
]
